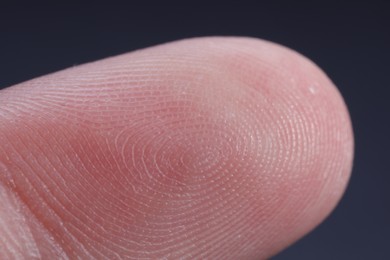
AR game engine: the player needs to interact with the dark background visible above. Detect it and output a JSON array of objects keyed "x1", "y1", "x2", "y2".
[{"x1": 0, "y1": 2, "x2": 388, "y2": 259}]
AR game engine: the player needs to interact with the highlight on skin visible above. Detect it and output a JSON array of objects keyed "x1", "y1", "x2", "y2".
[{"x1": 0, "y1": 37, "x2": 354, "y2": 259}]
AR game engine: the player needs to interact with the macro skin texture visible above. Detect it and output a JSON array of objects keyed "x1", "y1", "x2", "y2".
[{"x1": 0, "y1": 37, "x2": 353, "y2": 259}]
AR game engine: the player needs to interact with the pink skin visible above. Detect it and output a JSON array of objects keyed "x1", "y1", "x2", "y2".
[{"x1": 0, "y1": 37, "x2": 353, "y2": 259}]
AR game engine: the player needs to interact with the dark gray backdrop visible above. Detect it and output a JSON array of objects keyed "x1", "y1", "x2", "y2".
[{"x1": 1, "y1": 2, "x2": 388, "y2": 259}]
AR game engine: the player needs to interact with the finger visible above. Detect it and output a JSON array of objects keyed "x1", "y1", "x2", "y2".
[{"x1": 0, "y1": 37, "x2": 353, "y2": 259}]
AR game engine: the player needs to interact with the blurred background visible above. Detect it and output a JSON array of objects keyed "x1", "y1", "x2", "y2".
[{"x1": 0, "y1": 2, "x2": 388, "y2": 259}]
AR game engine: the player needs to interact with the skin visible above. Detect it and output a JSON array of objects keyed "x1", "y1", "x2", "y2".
[{"x1": 0, "y1": 37, "x2": 353, "y2": 259}]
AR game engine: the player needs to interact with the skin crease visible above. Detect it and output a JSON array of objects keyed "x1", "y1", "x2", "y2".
[{"x1": 0, "y1": 37, "x2": 353, "y2": 259}]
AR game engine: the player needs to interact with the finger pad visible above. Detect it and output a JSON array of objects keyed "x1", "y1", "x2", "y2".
[{"x1": 0, "y1": 37, "x2": 353, "y2": 259}]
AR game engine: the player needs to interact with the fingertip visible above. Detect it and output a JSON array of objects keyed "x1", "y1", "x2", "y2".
[{"x1": 0, "y1": 37, "x2": 353, "y2": 259}]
